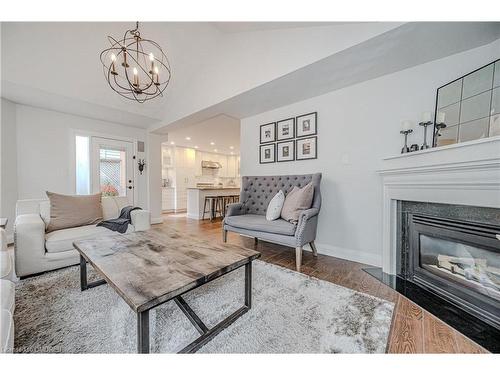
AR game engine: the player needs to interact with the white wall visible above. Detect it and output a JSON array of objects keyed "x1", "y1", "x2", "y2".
[
  {"x1": 0, "y1": 98, "x2": 18, "y2": 239},
  {"x1": 13, "y1": 104, "x2": 148, "y2": 207},
  {"x1": 240, "y1": 39, "x2": 500, "y2": 266}
]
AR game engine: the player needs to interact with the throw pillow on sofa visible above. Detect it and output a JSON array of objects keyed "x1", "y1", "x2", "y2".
[
  {"x1": 266, "y1": 190, "x2": 285, "y2": 221},
  {"x1": 46, "y1": 192, "x2": 103, "y2": 233},
  {"x1": 280, "y1": 182, "x2": 314, "y2": 223}
]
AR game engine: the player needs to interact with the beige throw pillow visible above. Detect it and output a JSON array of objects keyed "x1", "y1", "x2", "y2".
[
  {"x1": 280, "y1": 182, "x2": 314, "y2": 223},
  {"x1": 46, "y1": 192, "x2": 103, "y2": 233}
]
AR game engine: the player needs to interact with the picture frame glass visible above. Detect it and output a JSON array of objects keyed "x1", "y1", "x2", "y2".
[
  {"x1": 260, "y1": 123, "x2": 276, "y2": 143},
  {"x1": 260, "y1": 144, "x2": 275, "y2": 163},
  {"x1": 296, "y1": 113, "x2": 317, "y2": 137},
  {"x1": 296, "y1": 137, "x2": 317, "y2": 160},
  {"x1": 277, "y1": 141, "x2": 294, "y2": 162},
  {"x1": 277, "y1": 118, "x2": 295, "y2": 140}
]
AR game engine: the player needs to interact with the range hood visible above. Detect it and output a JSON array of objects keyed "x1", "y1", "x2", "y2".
[{"x1": 201, "y1": 160, "x2": 222, "y2": 169}]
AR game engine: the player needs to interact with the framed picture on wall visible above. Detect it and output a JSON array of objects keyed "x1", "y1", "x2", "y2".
[
  {"x1": 259, "y1": 143, "x2": 276, "y2": 164},
  {"x1": 296, "y1": 112, "x2": 317, "y2": 138},
  {"x1": 276, "y1": 118, "x2": 295, "y2": 140},
  {"x1": 277, "y1": 140, "x2": 295, "y2": 162},
  {"x1": 260, "y1": 122, "x2": 276, "y2": 143},
  {"x1": 296, "y1": 136, "x2": 317, "y2": 160}
]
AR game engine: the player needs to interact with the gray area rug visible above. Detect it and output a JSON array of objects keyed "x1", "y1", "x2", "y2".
[{"x1": 14, "y1": 260, "x2": 394, "y2": 353}]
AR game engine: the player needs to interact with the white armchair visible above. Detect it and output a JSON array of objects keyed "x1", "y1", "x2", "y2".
[{"x1": 14, "y1": 196, "x2": 151, "y2": 277}]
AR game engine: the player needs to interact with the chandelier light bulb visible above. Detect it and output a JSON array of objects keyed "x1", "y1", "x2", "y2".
[
  {"x1": 133, "y1": 67, "x2": 138, "y2": 75},
  {"x1": 110, "y1": 53, "x2": 116, "y2": 62},
  {"x1": 149, "y1": 53, "x2": 154, "y2": 61}
]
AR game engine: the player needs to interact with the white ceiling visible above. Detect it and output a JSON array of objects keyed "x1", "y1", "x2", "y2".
[
  {"x1": 210, "y1": 22, "x2": 345, "y2": 33},
  {"x1": 1, "y1": 22, "x2": 399, "y2": 129},
  {"x1": 2, "y1": 22, "x2": 499, "y2": 135},
  {"x1": 163, "y1": 114, "x2": 240, "y2": 155},
  {"x1": 153, "y1": 22, "x2": 500, "y2": 132}
]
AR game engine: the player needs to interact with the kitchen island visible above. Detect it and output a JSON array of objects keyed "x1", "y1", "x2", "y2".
[{"x1": 187, "y1": 187, "x2": 240, "y2": 220}]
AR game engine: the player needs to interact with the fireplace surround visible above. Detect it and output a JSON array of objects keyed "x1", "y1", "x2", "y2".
[{"x1": 374, "y1": 137, "x2": 500, "y2": 351}]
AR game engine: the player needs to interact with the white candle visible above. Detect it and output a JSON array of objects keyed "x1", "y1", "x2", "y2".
[
  {"x1": 436, "y1": 111, "x2": 446, "y2": 124},
  {"x1": 421, "y1": 111, "x2": 432, "y2": 123},
  {"x1": 401, "y1": 120, "x2": 413, "y2": 131},
  {"x1": 133, "y1": 67, "x2": 139, "y2": 86}
]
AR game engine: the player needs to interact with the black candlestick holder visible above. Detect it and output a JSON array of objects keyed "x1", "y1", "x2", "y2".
[
  {"x1": 418, "y1": 121, "x2": 433, "y2": 150},
  {"x1": 400, "y1": 129, "x2": 413, "y2": 153},
  {"x1": 433, "y1": 123, "x2": 447, "y2": 147}
]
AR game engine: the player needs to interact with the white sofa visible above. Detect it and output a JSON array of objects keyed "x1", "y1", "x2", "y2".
[
  {"x1": 14, "y1": 196, "x2": 151, "y2": 278},
  {"x1": 1, "y1": 228, "x2": 15, "y2": 353}
]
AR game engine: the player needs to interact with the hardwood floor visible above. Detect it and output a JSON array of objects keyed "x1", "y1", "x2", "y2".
[{"x1": 158, "y1": 214, "x2": 489, "y2": 353}]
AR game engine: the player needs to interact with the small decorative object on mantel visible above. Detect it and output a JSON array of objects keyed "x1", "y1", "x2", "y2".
[
  {"x1": 410, "y1": 144, "x2": 419, "y2": 152},
  {"x1": 260, "y1": 143, "x2": 276, "y2": 164},
  {"x1": 433, "y1": 111, "x2": 447, "y2": 147},
  {"x1": 296, "y1": 137, "x2": 317, "y2": 160},
  {"x1": 260, "y1": 123, "x2": 276, "y2": 144},
  {"x1": 418, "y1": 111, "x2": 433, "y2": 150},
  {"x1": 400, "y1": 120, "x2": 414, "y2": 153}
]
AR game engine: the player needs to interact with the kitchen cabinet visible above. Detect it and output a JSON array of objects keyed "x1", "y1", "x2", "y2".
[{"x1": 161, "y1": 188, "x2": 175, "y2": 211}]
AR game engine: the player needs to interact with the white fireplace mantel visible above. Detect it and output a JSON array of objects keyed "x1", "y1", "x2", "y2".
[{"x1": 377, "y1": 137, "x2": 500, "y2": 275}]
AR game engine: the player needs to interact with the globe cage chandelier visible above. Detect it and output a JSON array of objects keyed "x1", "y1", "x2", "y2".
[{"x1": 99, "y1": 22, "x2": 171, "y2": 103}]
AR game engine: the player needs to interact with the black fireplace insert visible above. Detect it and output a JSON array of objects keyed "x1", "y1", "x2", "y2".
[{"x1": 408, "y1": 213, "x2": 500, "y2": 330}]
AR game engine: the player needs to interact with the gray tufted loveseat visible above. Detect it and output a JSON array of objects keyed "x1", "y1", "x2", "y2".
[{"x1": 223, "y1": 173, "x2": 321, "y2": 271}]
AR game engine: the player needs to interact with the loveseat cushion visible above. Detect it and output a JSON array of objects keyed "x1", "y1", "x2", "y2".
[
  {"x1": 0, "y1": 252, "x2": 13, "y2": 280},
  {"x1": 225, "y1": 214, "x2": 296, "y2": 236},
  {"x1": 45, "y1": 224, "x2": 121, "y2": 254}
]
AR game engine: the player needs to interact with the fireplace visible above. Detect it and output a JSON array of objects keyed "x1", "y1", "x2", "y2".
[{"x1": 399, "y1": 201, "x2": 500, "y2": 330}]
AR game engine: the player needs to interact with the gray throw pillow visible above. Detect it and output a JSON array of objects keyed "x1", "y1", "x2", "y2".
[
  {"x1": 46, "y1": 192, "x2": 103, "y2": 233},
  {"x1": 280, "y1": 183, "x2": 314, "y2": 223}
]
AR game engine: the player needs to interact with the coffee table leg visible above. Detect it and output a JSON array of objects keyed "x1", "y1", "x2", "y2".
[
  {"x1": 80, "y1": 255, "x2": 88, "y2": 291},
  {"x1": 245, "y1": 261, "x2": 252, "y2": 308},
  {"x1": 137, "y1": 310, "x2": 150, "y2": 353}
]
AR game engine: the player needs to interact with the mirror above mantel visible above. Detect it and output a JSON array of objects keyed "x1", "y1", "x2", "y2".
[{"x1": 434, "y1": 58, "x2": 500, "y2": 147}]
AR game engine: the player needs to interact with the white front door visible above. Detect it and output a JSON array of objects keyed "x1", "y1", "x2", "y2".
[{"x1": 91, "y1": 137, "x2": 135, "y2": 204}]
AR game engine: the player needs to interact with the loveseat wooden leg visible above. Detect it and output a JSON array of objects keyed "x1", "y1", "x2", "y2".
[
  {"x1": 295, "y1": 247, "x2": 302, "y2": 272},
  {"x1": 222, "y1": 229, "x2": 227, "y2": 243},
  {"x1": 310, "y1": 241, "x2": 318, "y2": 257},
  {"x1": 254, "y1": 237, "x2": 258, "y2": 246}
]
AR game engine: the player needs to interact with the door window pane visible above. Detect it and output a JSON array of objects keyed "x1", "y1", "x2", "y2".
[
  {"x1": 99, "y1": 148, "x2": 126, "y2": 197},
  {"x1": 75, "y1": 136, "x2": 90, "y2": 195}
]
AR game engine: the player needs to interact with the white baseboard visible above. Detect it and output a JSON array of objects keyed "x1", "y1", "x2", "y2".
[
  {"x1": 304, "y1": 242, "x2": 382, "y2": 267},
  {"x1": 150, "y1": 217, "x2": 164, "y2": 225}
]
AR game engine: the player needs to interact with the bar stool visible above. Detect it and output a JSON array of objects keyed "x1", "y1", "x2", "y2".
[{"x1": 202, "y1": 196, "x2": 218, "y2": 221}]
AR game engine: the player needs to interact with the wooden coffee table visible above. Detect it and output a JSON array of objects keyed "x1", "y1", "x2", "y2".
[{"x1": 73, "y1": 228, "x2": 260, "y2": 353}]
